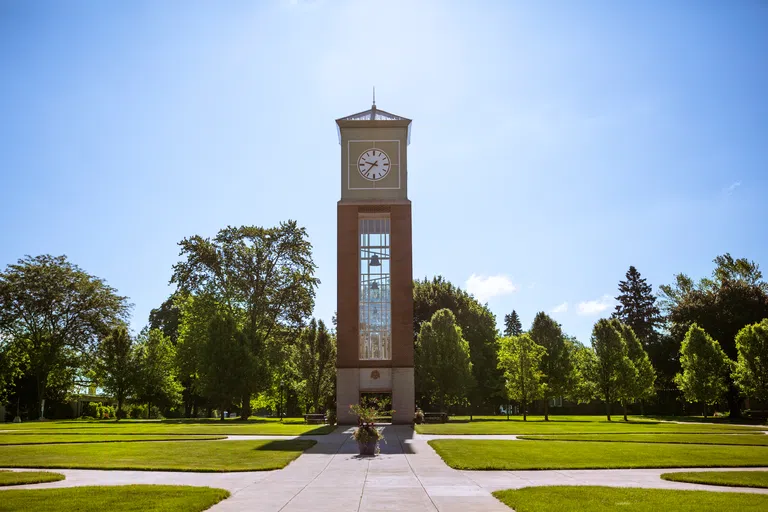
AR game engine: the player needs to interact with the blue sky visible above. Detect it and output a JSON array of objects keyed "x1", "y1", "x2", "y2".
[{"x1": 1, "y1": 1, "x2": 767, "y2": 344}]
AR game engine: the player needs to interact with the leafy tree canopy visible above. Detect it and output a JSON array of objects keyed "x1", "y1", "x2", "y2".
[
  {"x1": 413, "y1": 276, "x2": 501, "y2": 406},
  {"x1": 415, "y1": 308, "x2": 475, "y2": 411},
  {"x1": 733, "y1": 319, "x2": 768, "y2": 402},
  {"x1": 674, "y1": 323, "x2": 731, "y2": 416},
  {"x1": 660, "y1": 253, "x2": 768, "y2": 417},
  {"x1": 171, "y1": 222, "x2": 319, "y2": 418},
  {"x1": 0, "y1": 255, "x2": 130, "y2": 418},
  {"x1": 497, "y1": 333, "x2": 545, "y2": 421}
]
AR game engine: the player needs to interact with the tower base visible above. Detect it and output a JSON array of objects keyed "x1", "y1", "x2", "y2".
[{"x1": 336, "y1": 367, "x2": 414, "y2": 425}]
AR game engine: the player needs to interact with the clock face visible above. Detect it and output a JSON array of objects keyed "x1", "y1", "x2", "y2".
[{"x1": 358, "y1": 149, "x2": 391, "y2": 181}]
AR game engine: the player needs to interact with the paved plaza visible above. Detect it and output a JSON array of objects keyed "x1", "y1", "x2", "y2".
[{"x1": 2, "y1": 426, "x2": 768, "y2": 511}]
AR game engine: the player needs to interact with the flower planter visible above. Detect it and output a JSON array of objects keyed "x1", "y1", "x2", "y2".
[{"x1": 357, "y1": 439, "x2": 379, "y2": 456}]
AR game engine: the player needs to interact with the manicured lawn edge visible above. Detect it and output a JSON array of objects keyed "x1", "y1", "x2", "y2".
[
  {"x1": 0, "y1": 470, "x2": 65, "y2": 486},
  {"x1": 428, "y1": 439, "x2": 768, "y2": 471},
  {"x1": 0, "y1": 485, "x2": 230, "y2": 511},
  {"x1": 0, "y1": 439, "x2": 316, "y2": 472},
  {"x1": 517, "y1": 433, "x2": 768, "y2": 446},
  {"x1": 492, "y1": 485, "x2": 768, "y2": 512},
  {"x1": 661, "y1": 470, "x2": 768, "y2": 488},
  {"x1": 0, "y1": 435, "x2": 227, "y2": 446}
]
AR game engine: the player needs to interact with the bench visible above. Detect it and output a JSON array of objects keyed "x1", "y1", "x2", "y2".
[
  {"x1": 304, "y1": 413, "x2": 326, "y2": 424},
  {"x1": 424, "y1": 412, "x2": 448, "y2": 424}
]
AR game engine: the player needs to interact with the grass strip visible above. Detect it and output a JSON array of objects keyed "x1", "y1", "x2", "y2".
[
  {"x1": 0, "y1": 470, "x2": 65, "y2": 486},
  {"x1": 429, "y1": 439, "x2": 768, "y2": 470},
  {"x1": 492, "y1": 486, "x2": 768, "y2": 512},
  {"x1": 518, "y1": 433, "x2": 768, "y2": 446},
  {"x1": 415, "y1": 417, "x2": 763, "y2": 435},
  {"x1": 1, "y1": 419, "x2": 334, "y2": 436},
  {"x1": 0, "y1": 439, "x2": 315, "y2": 472},
  {"x1": 0, "y1": 485, "x2": 229, "y2": 512},
  {"x1": 0, "y1": 434, "x2": 226, "y2": 445},
  {"x1": 661, "y1": 470, "x2": 768, "y2": 488}
]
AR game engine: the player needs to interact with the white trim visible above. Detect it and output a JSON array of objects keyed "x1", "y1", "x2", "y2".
[{"x1": 347, "y1": 140, "x2": 402, "y2": 190}]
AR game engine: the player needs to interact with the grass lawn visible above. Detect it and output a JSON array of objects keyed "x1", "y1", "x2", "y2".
[
  {"x1": 428, "y1": 439, "x2": 768, "y2": 470},
  {"x1": 0, "y1": 418, "x2": 334, "y2": 436},
  {"x1": 0, "y1": 470, "x2": 65, "y2": 486},
  {"x1": 661, "y1": 470, "x2": 768, "y2": 488},
  {"x1": 0, "y1": 485, "x2": 229, "y2": 512},
  {"x1": 0, "y1": 439, "x2": 315, "y2": 472},
  {"x1": 519, "y1": 433, "x2": 768, "y2": 446},
  {"x1": 0, "y1": 434, "x2": 226, "y2": 445},
  {"x1": 492, "y1": 486, "x2": 768, "y2": 512},
  {"x1": 415, "y1": 415, "x2": 765, "y2": 435}
]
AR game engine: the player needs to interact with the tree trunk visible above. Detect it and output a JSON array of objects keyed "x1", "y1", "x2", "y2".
[
  {"x1": 640, "y1": 400, "x2": 645, "y2": 416},
  {"x1": 147, "y1": 402, "x2": 151, "y2": 419},
  {"x1": 241, "y1": 392, "x2": 252, "y2": 420},
  {"x1": 623, "y1": 400, "x2": 628, "y2": 422},
  {"x1": 117, "y1": 398, "x2": 123, "y2": 421},
  {"x1": 221, "y1": 408, "x2": 225, "y2": 421},
  {"x1": 544, "y1": 399, "x2": 549, "y2": 421},
  {"x1": 703, "y1": 402, "x2": 707, "y2": 419},
  {"x1": 726, "y1": 384, "x2": 741, "y2": 418},
  {"x1": 206, "y1": 406, "x2": 213, "y2": 418},
  {"x1": 606, "y1": 399, "x2": 612, "y2": 421},
  {"x1": 523, "y1": 399, "x2": 527, "y2": 421}
]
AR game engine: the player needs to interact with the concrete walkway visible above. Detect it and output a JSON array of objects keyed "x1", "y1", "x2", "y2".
[{"x1": 3, "y1": 426, "x2": 768, "y2": 511}]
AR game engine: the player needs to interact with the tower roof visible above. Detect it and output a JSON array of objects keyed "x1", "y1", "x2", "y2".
[{"x1": 336, "y1": 104, "x2": 412, "y2": 144}]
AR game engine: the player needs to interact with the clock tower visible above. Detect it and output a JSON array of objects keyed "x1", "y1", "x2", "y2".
[{"x1": 335, "y1": 102, "x2": 414, "y2": 424}]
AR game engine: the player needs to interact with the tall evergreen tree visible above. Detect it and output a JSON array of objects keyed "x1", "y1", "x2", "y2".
[
  {"x1": 503, "y1": 310, "x2": 523, "y2": 337},
  {"x1": 612, "y1": 266, "x2": 662, "y2": 350}
]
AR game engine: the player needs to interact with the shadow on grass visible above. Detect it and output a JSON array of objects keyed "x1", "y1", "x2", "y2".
[
  {"x1": 253, "y1": 439, "x2": 317, "y2": 452},
  {"x1": 644, "y1": 415, "x2": 767, "y2": 426}
]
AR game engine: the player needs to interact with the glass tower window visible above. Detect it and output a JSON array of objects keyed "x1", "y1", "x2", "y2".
[{"x1": 359, "y1": 217, "x2": 391, "y2": 360}]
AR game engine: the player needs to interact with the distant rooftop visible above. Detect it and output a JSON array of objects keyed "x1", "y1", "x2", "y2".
[{"x1": 336, "y1": 104, "x2": 412, "y2": 144}]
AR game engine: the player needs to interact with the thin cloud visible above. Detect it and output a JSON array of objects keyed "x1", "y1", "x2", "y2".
[
  {"x1": 551, "y1": 302, "x2": 568, "y2": 314},
  {"x1": 465, "y1": 274, "x2": 518, "y2": 303},
  {"x1": 577, "y1": 295, "x2": 615, "y2": 316},
  {"x1": 724, "y1": 181, "x2": 741, "y2": 194}
]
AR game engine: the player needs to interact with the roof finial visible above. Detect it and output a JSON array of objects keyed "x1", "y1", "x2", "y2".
[{"x1": 372, "y1": 86, "x2": 376, "y2": 107}]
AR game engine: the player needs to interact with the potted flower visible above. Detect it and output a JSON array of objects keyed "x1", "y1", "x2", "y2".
[{"x1": 349, "y1": 396, "x2": 393, "y2": 456}]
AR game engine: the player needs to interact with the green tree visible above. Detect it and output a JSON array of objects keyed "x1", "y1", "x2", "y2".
[
  {"x1": 616, "y1": 322, "x2": 656, "y2": 420},
  {"x1": 0, "y1": 255, "x2": 130, "y2": 418},
  {"x1": 0, "y1": 335, "x2": 27, "y2": 407},
  {"x1": 290, "y1": 318, "x2": 336, "y2": 414},
  {"x1": 148, "y1": 295, "x2": 181, "y2": 344},
  {"x1": 503, "y1": 310, "x2": 523, "y2": 337},
  {"x1": 612, "y1": 266, "x2": 662, "y2": 349},
  {"x1": 198, "y1": 313, "x2": 250, "y2": 420},
  {"x1": 171, "y1": 222, "x2": 319, "y2": 419},
  {"x1": 528, "y1": 312, "x2": 575, "y2": 421},
  {"x1": 591, "y1": 319, "x2": 634, "y2": 421},
  {"x1": 413, "y1": 277, "x2": 502, "y2": 410},
  {"x1": 175, "y1": 293, "x2": 216, "y2": 416},
  {"x1": 497, "y1": 333, "x2": 545, "y2": 421},
  {"x1": 732, "y1": 319, "x2": 768, "y2": 402},
  {"x1": 415, "y1": 309, "x2": 475, "y2": 411},
  {"x1": 96, "y1": 325, "x2": 137, "y2": 419},
  {"x1": 660, "y1": 254, "x2": 768, "y2": 417},
  {"x1": 674, "y1": 324, "x2": 731, "y2": 418},
  {"x1": 134, "y1": 328, "x2": 182, "y2": 417},
  {"x1": 569, "y1": 339, "x2": 598, "y2": 404}
]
